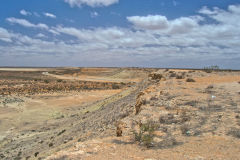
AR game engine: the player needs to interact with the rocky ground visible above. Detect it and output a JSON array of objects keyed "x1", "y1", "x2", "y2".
[{"x1": 46, "y1": 69, "x2": 240, "y2": 160}]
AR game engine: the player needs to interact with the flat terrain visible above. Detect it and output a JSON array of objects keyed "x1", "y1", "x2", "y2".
[{"x1": 0, "y1": 68, "x2": 240, "y2": 160}]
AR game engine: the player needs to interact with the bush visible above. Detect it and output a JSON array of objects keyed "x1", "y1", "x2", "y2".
[
  {"x1": 149, "y1": 73, "x2": 163, "y2": 80},
  {"x1": 159, "y1": 114, "x2": 178, "y2": 124},
  {"x1": 169, "y1": 73, "x2": 177, "y2": 77},
  {"x1": 228, "y1": 128, "x2": 240, "y2": 138},
  {"x1": 186, "y1": 78, "x2": 196, "y2": 82},
  {"x1": 133, "y1": 121, "x2": 157, "y2": 148},
  {"x1": 44, "y1": 79, "x2": 50, "y2": 83},
  {"x1": 206, "y1": 85, "x2": 214, "y2": 89},
  {"x1": 57, "y1": 79, "x2": 63, "y2": 83},
  {"x1": 176, "y1": 75, "x2": 184, "y2": 79},
  {"x1": 112, "y1": 84, "x2": 120, "y2": 89},
  {"x1": 203, "y1": 65, "x2": 220, "y2": 73}
]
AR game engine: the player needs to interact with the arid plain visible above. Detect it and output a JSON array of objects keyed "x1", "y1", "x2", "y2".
[{"x1": 0, "y1": 67, "x2": 240, "y2": 160}]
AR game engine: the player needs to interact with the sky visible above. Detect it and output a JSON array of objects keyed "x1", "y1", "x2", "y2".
[{"x1": 0, "y1": 0, "x2": 240, "y2": 69}]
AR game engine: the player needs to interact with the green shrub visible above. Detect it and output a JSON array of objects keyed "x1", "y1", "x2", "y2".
[
  {"x1": 133, "y1": 121, "x2": 157, "y2": 148},
  {"x1": 44, "y1": 79, "x2": 50, "y2": 83}
]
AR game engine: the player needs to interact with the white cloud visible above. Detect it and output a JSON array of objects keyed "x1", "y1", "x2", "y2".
[
  {"x1": 64, "y1": 0, "x2": 119, "y2": 7},
  {"x1": 1, "y1": 4, "x2": 240, "y2": 68},
  {"x1": 0, "y1": 27, "x2": 12, "y2": 42},
  {"x1": 54, "y1": 26, "x2": 126, "y2": 45},
  {"x1": 127, "y1": 15, "x2": 201, "y2": 34},
  {"x1": 127, "y1": 15, "x2": 169, "y2": 30},
  {"x1": 199, "y1": 5, "x2": 240, "y2": 27},
  {"x1": 169, "y1": 17, "x2": 199, "y2": 34},
  {"x1": 91, "y1": 11, "x2": 99, "y2": 18},
  {"x1": 6, "y1": 17, "x2": 49, "y2": 30},
  {"x1": 44, "y1": 12, "x2": 56, "y2": 18},
  {"x1": 36, "y1": 33, "x2": 47, "y2": 38},
  {"x1": 20, "y1": 9, "x2": 32, "y2": 16}
]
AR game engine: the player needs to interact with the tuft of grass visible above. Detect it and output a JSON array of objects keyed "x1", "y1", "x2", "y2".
[
  {"x1": 186, "y1": 78, "x2": 196, "y2": 82},
  {"x1": 206, "y1": 85, "x2": 214, "y2": 89},
  {"x1": 227, "y1": 128, "x2": 240, "y2": 138},
  {"x1": 184, "y1": 101, "x2": 198, "y2": 107},
  {"x1": 57, "y1": 79, "x2": 63, "y2": 83},
  {"x1": 51, "y1": 111, "x2": 64, "y2": 119}
]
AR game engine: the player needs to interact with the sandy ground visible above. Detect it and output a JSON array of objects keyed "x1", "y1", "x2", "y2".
[{"x1": 47, "y1": 135, "x2": 240, "y2": 160}]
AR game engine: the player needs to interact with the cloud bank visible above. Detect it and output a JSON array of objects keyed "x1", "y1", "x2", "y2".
[
  {"x1": 6, "y1": 17, "x2": 49, "y2": 30},
  {"x1": 1, "y1": 4, "x2": 240, "y2": 68},
  {"x1": 64, "y1": 0, "x2": 119, "y2": 7}
]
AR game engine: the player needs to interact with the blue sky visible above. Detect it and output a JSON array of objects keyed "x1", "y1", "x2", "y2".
[{"x1": 0, "y1": 0, "x2": 240, "y2": 68}]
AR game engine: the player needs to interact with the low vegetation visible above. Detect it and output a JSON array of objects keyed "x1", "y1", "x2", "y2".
[
  {"x1": 186, "y1": 78, "x2": 196, "y2": 82},
  {"x1": 133, "y1": 121, "x2": 157, "y2": 148},
  {"x1": 203, "y1": 65, "x2": 220, "y2": 73}
]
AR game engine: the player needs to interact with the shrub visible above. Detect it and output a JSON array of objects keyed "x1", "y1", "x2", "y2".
[
  {"x1": 133, "y1": 121, "x2": 157, "y2": 148},
  {"x1": 57, "y1": 79, "x2": 63, "y2": 83},
  {"x1": 206, "y1": 85, "x2": 214, "y2": 89},
  {"x1": 148, "y1": 73, "x2": 163, "y2": 80},
  {"x1": 186, "y1": 78, "x2": 196, "y2": 82},
  {"x1": 203, "y1": 65, "x2": 220, "y2": 73},
  {"x1": 112, "y1": 84, "x2": 120, "y2": 89},
  {"x1": 83, "y1": 86, "x2": 89, "y2": 90},
  {"x1": 169, "y1": 73, "x2": 177, "y2": 77},
  {"x1": 159, "y1": 114, "x2": 178, "y2": 124},
  {"x1": 228, "y1": 128, "x2": 240, "y2": 138},
  {"x1": 176, "y1": 75, "x2": 184, "y2": 79},
  {"x1": 44, "y1": 79, "x2": 50, "y2": 83}
]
